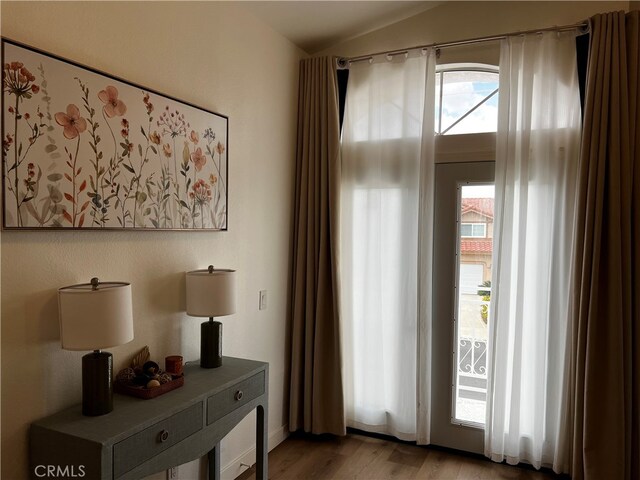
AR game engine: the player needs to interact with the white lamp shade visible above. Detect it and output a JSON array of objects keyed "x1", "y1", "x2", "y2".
[
  {"x1": 186, "y1": 268, "x2": 236, "y2": 317},
  {"x1": 58, "y1": 281, "x2": 134, "y2": 351}
]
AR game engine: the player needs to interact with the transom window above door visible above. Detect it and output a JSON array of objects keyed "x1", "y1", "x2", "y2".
[{"x1": 435, "y1": 66, "x2": 499, "y2": 135}]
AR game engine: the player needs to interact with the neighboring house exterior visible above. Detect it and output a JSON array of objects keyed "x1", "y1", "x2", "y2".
[{"x1": 459, "y1": 198, "x2": 494, "y2": 294}]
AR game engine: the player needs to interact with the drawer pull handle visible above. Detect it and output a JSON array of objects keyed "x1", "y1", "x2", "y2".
[
  {"x1": 158, "y1": 430, "x2": 170, "y2": 443},
  {"x1": 235, "y1": 390, "x2": 244, "y2": 401}
]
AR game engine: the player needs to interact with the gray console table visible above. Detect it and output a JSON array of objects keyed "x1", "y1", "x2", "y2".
[{"x1": 30, "y1": 357, "x2": 268, "y2": 480}]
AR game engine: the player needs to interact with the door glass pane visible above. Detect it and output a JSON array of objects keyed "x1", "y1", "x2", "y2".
[{"x1": 454, "y1": 184, "x2": 494, "y2": 426}]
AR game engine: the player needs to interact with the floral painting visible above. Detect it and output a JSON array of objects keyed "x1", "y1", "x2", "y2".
[{"x1": 2, "y1": 39, "x2": 228, "y2": 230}]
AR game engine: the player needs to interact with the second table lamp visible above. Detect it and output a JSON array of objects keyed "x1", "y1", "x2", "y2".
[{"x1": 185, "y1": 266, "x2": 236, "y2": 368}]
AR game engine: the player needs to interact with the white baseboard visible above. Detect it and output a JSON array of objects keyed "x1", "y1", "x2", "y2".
[{"x1": 221, "y1": 424, "x2": 289, "y2": 480}]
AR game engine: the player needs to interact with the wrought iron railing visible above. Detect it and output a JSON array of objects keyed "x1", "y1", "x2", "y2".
[
  {"x1": 458, "y1": 337, "x2": 487, "y2": 378},
  {"x1": 455, "y1": 290, "x2": 491, "y2": 421}
]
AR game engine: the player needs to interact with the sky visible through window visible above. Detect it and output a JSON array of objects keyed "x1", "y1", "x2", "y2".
[{"x1": 436, "y1": 70, "x2": 499, "y2": 135}]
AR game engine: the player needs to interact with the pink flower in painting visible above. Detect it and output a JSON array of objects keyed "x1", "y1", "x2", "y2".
[
  {"x1": 19, "y1": 66, "x2": 35, "y2": 82},
  {"x1": 98, "y1": 86, "x2": 127, "y2": 118},
  {"x1": 163, "y1": 143, "x2": 172, "y2": 157},
  {"x1": 190, "y1": 147, "x2": 206, "y2": 172},
  {"x1": 2, "y1": 134, "x2": 14, "y2": 154},
  {"x1": 142, "y1": 92, "x2": 154, "y2": 114},
  {"x1": 158, "y1": 108, "x2": 187, "y2": 138},
  {"x1": 190, "y1": 130, "x2": 199, "y2": 144},
  {"x1": 216, "y1": 141, "x2": 225, "y2": 155},
  {"x1": 55, "y1": 104, "x2": 87, "y2": 140},
  {"x1": 150, "y1": 131, "x2": 161, "y2": 145},
  {"x1": 191, "y1": 179, "x2": 212, "y2": 206},
  {"x1": 4, "y1": 62, "x2": 38, "y2": 99}
]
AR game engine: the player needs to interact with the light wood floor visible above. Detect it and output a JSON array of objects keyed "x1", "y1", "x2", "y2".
[{"x1": 237, "y1": 433, "x2": 562, "y2": 480}]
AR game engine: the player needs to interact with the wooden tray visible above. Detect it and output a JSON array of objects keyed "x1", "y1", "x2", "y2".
[{"x1": 114, "y1": 375, "x2": 184, "y2": 399}]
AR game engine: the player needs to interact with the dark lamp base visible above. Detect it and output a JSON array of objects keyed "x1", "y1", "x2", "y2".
[
  {"x1": 82, "y1": 351, "x2": 113, "y2": 416},
  {"x1": 201, "y1": 320, "x2": 222, "y2": 368}
]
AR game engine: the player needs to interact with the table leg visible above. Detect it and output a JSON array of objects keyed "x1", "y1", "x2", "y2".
[
  {"x1": 256, "y1": 403, "x2": 268, "y2": 480},
  {"x1": 208, "y1": 443, "x2": 220, "y2": 480}
]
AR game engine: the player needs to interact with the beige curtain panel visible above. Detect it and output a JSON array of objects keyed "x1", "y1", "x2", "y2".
[
  {"x1": 289, "y1": 57, "x2": 346, "y2": 435},
  {"x1": 570, "y1": 11, "x2": 640, "y2": 479}
]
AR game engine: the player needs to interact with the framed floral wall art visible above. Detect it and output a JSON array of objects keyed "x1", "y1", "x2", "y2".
[{"x1": 2, "y1": 38, "x2": 228, "y2": 230}]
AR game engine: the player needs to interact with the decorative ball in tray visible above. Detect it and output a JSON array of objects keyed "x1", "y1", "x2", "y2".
[{"x1": 114, "y1": 346, "x2": 184, "y2": 399}]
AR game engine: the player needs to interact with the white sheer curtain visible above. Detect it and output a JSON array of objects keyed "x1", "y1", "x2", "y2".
[
  {"x1": 340, "y1": 51, "x2": 436, "y2": 442},
  {"x1": 485, "y1": 32, "x2": 582, "y2": 472}
]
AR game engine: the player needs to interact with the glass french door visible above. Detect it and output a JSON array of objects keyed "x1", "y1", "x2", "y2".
[{"x1": 431, "y1": 161, "x2": 495, "y2": 454}]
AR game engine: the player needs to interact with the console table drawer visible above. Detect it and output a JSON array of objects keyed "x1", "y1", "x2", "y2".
[
  {"x1": 207, "y1": 371, "x2": 265, "y2": 425},
  {"x1": 113, "y1": 402, "x2": 203, "y2": 478}
]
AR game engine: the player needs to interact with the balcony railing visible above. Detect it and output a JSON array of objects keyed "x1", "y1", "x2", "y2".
[
  {"x1": 458, "y1": 336, "x2": 487, "y2": 402},
  {"x1": 458, "y1": 337, "x2": 487, "y2": 377}
]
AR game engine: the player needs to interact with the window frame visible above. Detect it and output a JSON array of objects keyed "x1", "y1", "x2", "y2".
[{"x1": 460, "y1": 222, "x2": 487, "y2": 238}]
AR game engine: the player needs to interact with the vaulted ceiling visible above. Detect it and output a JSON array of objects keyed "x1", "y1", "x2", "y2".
[{"x1": 242, "y1": 1, "x2": 442, "y2": 54}]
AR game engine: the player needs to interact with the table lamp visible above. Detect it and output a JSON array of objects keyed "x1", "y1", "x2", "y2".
[
  {"x1": 186, "y1": 266, "x2": 236, "y2": 368},
  {"x1": 58, "y1": 278, "x2": 134, "y2": 416}
]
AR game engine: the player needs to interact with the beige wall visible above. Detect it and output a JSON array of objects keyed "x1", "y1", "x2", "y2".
[
  {"x1": 320, "y1": 1, "x2": 628, "y2": 66},
  {"x1": 1, "y1": 2, "x2": 304, "y2": 479}
]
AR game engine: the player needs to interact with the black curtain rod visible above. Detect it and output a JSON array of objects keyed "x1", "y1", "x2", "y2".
[{"x1": 337, "y1": 20, "x2": 589, "y2": 68}]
